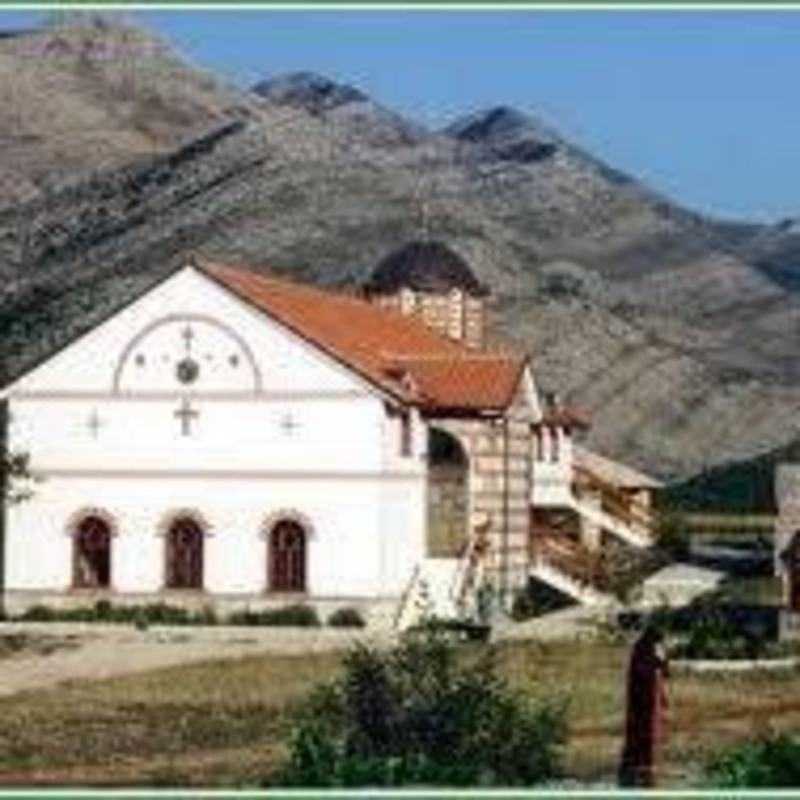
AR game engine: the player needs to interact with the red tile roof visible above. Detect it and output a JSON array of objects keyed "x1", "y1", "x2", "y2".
[{"x1": 198, "y1": 260, "x2": 525, "y2": 412}]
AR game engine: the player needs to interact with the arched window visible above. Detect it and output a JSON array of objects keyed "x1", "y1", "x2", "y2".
[
  {"x1": 165, "y1": 516, "x2": 204, "y2": 590},
  {"x1": 427, "y1": 427, "x2": 469, "y2": 557},
  {"x1": 269, "y1": 520, "x2": 307, "y2": 593},
  {"x1": 73, "y1": 515, "x2": 112, "y2": 589}
]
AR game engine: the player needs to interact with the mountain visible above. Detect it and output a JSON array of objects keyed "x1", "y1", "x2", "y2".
[
  {"x1": 253, "y1": 70, "x2": 428, "y2": 148},
  {"x1": 444, "y1": 105, "x2": 560, "y2": 164},
  {"x1": 253, "y1": 71, "x2": 368, "y2": 112},
  {"x1": 2, "y1": 18, "x2": 800, "y2": 487}
]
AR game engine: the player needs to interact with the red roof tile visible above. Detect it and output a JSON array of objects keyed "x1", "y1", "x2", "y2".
[{"x1": 199, "y1": 260, "x2": 525, "y2": 412}]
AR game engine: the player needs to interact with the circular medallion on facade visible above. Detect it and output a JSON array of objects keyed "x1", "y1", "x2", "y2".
[{"x1": 176, "y1": 357, "x2": 200, "y2": 385}]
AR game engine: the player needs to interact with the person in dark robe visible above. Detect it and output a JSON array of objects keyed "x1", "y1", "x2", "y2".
[{"x1": 618, "y1": 626, "x2": 670, "y2": 788}]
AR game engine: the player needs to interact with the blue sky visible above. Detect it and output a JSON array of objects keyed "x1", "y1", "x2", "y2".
[{"x1": 3, "y1": 9, "x2": 800, "y2": 222}]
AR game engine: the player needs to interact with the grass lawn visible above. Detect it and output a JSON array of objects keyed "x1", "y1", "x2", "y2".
[{"x1": 0, "y1": 636, "x2": 798, "y2": 787}]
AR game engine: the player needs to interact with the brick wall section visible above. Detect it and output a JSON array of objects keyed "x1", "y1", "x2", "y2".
[
  {"x1": 374, "y1": 289, "x2": 486, "y2": 349},
  {"x1": 428, "y1": 380, "x2": 533, "y2": 604},
  {"x1": 427, "y1": 462, "x2": 468, "y2": 557}
]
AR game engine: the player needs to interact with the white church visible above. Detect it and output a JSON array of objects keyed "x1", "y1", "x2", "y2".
[{"x1": 0, "y1": 243, "x2": 661, "y2": 626}]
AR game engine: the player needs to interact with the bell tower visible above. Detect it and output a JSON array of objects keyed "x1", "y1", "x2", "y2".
[{"x1": 364, "y1": 241, "x2": 489, "y2": 349}]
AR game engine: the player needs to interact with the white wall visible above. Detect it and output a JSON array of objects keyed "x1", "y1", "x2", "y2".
[
  {"x1": 6, "y1": 268, "x2": 362, "y2": 397},
  {"x1": 3, "y1": 266, "x2": 428, "y2": 601},
  {"x1": 5, "y1": 474, "x2": 423, "y2": 597}
]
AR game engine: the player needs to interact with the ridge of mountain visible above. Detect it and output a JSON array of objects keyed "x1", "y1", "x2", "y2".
[
  {"x1": 2, "y1": 19, "x2": 800, "y2": 486},
  {"x1": 252, "y1": 70, "x2": 428, "y2": 148},
  {"x1": 252, "y1": 71, "x2": 369, "y2": 112}
]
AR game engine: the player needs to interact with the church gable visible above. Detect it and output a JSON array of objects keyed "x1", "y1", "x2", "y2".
[{"x1": 3, "y1": 266, "x2": 376, "y2": 399}]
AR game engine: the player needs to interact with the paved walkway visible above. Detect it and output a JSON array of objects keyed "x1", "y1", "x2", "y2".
[
  {"x1": 0, "y1": 606, "x2": 616, "y2": 698},
  {"x1": 0, "y1": 622, "x2": 393, "y2": 697},
  {"x1": 494, "y1": 604, "x2": 611, "y2": 642}
]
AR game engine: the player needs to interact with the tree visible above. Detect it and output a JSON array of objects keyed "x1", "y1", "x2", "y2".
[
  {"x1": 1, "y1": 451, "x2": 34, "y2": 505},
  {"x1": 276, "y1": 626, "x2": 568, "y2": 787}
]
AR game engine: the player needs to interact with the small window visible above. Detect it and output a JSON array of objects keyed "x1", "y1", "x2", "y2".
[
  {"x1": 73, "y1": 515, "x2": 112, "y2": 589},
  {"x1": 534, "y1": 429, "x2": 543, "y2": 462},
  {"x1": 165, "y1": 516, "x2": 204, "y2": 590},
  {"x1": 400, "y1": 412, "x2": 412, "y2": 457},
  {"x1": 551, "y1": 428, "x2": 560, "y2": 463},
  {"x1": 270, "y1": 520, "x2": 307, "y2": 592}
]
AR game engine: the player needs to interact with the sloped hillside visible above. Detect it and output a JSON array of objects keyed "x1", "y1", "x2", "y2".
[{"x1": 2, "y1": 18, "x2": 800, "y2": 484}]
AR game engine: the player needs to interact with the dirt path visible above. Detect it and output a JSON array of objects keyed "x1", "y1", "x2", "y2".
[{"x1": 0, "y1": 623, "x2": 392, "y2": 697}]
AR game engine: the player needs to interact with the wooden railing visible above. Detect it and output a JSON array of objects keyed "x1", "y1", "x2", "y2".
[
  {"x1": 530, "y1": 524, "x2": 611, "y2": 593},
  {"x1": 451, "y1": 525, "x2": 490, "y2": 618},
  {"x1": 394, "y1": 563, "x2": 423, "y2": 630},
  {"x1": 572, "y1": 464, "x2": 654, "y2": 533}
]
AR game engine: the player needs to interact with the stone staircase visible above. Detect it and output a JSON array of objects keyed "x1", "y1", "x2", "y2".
[{"x1": 395, "y1": 528, "x2": 489, "y2": 631}]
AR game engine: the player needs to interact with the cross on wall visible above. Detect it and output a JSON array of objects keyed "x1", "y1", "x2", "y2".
[
  {"x1": 87, "y1": 409, "x2": 106, "y2": 439},
  {"x1": 279, "y1": 411, "x2": 301, "y2": 437},
  {"x1": 174, "y1": 397, "x2": 199, "y2": 436},
  {"x1": 181, "y1": 324, "x2": 195, "y2": 353}
]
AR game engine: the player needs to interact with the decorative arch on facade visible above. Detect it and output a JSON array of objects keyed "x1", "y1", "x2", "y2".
[
  {"x1": 111, "y1": 313, "x2": 264, "y2": 394},
  {"x1": 426, "y1": 425, "x2": 470, "y2": 558},
  {"x1": 65, "y1": 507, "x2": 119, "y2": 539},
  {"x1": 259, "y1": 509, "x2": 316, "y2": 541},
  {"x1": 155, "y1": 508, "x2": 214, "y2": 539},
  {"x1": 66, "y1": 508, "x2": 117, "y2": 589},
  {"x1": 158, "y1": 509, "x2": 211, "y2": 591},
  {"x1": 261, "y1": 510, "x2": 314, "y2": 594}
]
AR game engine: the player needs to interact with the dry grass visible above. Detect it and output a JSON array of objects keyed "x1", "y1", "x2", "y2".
[
  {"x1": 0, "y1": 636, "x2": 797, "y2": 787},
  {"x1": 0, "y1": 649, "x2": 341, "y2": 786}
]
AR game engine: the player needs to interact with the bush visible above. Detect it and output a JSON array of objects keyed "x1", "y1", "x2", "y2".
[
  {"x1": 670, "y1": 611, "x2": 789, "y2": 661},
  {"x1": 276, "y1": 628, "x2": 568, "y2": 787},
  {"x1": 327, "y1": 608, "x2": 366, "y2": 628},
  {"x1": 648, "y1": 598, "x2": 788, "y2": 661},
  {"x1": 705, "y1": 734, "x2": 800, "y2": 787},
  {"x1": 228, "y1": 604, "x2": 320, "y2": 627},
  {"x1": 13, "y1": 602, "x2": 317, "y2": 627},
  {"x1": 18, "y1": 604, "x2": 57, "y2": 622},
  {"x1": 655, "y1": 508, "x2": 691, "y2": 562}
]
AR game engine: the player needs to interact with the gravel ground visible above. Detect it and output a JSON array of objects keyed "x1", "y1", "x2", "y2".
[{"x1": 0, "y1": 622, "x2": 394, "y2": 697}]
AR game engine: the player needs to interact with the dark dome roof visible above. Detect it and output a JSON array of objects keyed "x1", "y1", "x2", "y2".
[{"x1": 366, "y1": 241, "x2": 488, "y2": 296}]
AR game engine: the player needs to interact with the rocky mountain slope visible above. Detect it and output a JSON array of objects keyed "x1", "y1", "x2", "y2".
[{"x1": 2, "y1": 18, "x2": 800, "y2": 486}]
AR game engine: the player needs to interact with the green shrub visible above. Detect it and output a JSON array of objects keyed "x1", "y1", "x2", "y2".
[
  {"x1": 15, "y1": 602, "x2": 208, "y2": 626},
  {"x1": 327, "y1": 608, "x2": 366, "y2": 628},
  {"x1": 655, "y1": 509, "x2": 691, "y2": 561},
  {"x1": 705, "y1": 734, "x2": 800, "y2": 787},
  {"x1": 13, "y1": 602, "x2": 319, "y2": 628},
  {"x1": 18, "y1": 604, "x2": 57, "y2": 622},
  {"x1": 275, "y1": 628, "x2": 567, "y2": 787},
  {"x1": 228, "y1": 604, "x2": 320, "y2": 627},
  {"x1": 94, "y1": 599, "x2": 113, "y2": 620},
  {"x1": 138, "y1": 603, "x2": 191, "y2": 625},
  {"x1": 670, "y1": 608, "x2": 789, "y2": 661}
]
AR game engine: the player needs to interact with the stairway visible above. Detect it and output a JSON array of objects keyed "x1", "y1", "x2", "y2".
[
  {"x1": 529, "y1": 524, "x2": 616, "y2": 606},
  {"x1": 571, "y1": 465, "x2": 654, "y2": 549},
  {"x1": 395, "y1": 528, "x2": 490, "y2": 631},
  {"x1": 570, "y1": 495, "x2": 651, "y2": 549}
]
